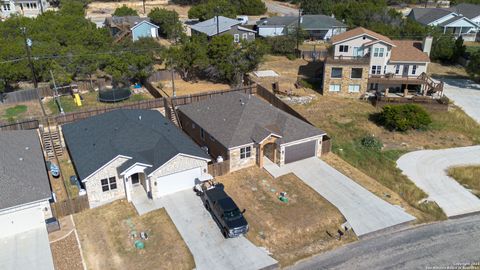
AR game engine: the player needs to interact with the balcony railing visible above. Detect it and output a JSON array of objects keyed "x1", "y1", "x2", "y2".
[{"x1": 325, "y1": 54, "x2": 370, "y2": 65}]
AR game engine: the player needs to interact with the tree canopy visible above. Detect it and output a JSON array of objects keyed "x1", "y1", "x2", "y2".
[
  {"x1": 148, "y1": 8, "x2": 184, "y2": 41},
  {"x1": 113, "y1": 5, "x2": 138, "y2": 17},
  {"x1": 188, "y1": 0, "x2": 266, "y2": 20}
]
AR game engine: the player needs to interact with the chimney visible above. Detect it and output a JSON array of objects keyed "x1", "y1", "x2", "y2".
[
  {"x1": 423, "y1": 36, "x2": 433, "y2": 57},
  {"x1": 300, "y1": 15, "x2": 303, "y2": 24}
]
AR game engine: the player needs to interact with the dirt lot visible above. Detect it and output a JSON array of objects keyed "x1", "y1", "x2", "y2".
[
  {"x1": 50, "y1": 231, "x2": 84, "y2": 270},
  {"x1": 217, "y1": 167, "x2": 356, "y2": 266},
  {"x1": 157, "y1": 79, "x2": 230, "y2": 97},
  {"x1": 86, "y1": 1, "x2": 190, "y2": 20},
  {"x1": 74, "y1": 200, "x2": 194, "y2": 270},
  {"x1": 251, "y1": 55, "x2": 323, "y2": 96},
  {"x1": 448, "y1": 166, "x2": 480, "y2": 197},
  {"x1": 290, "y1": 93, "x2": 480, "y2": 222},
  {"x1": 0, "y1": 101, "x2": 46, "y2": 122}
]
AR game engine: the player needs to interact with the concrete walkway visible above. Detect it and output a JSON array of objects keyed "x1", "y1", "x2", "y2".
[
  {"x1": 442, "y1": 78, "x2": 480, "y2": 123},
  {"x1": 132, "y1": 189, "x2": 278, "y2": 270},
  {"x1": 264, "y1": 158, "x2": 416, "y2": 237},
  {"x1": 397, "y1": 146, "x2": 480, "y2": 217}
]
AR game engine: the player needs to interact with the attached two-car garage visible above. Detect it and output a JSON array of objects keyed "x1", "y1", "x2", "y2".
[{"x1": 284, "y1": 140, "x2": 317, "y2": 164}]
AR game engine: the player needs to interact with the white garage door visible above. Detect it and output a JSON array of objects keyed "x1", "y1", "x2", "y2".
[
  {"x1": 156, "y1": 167, "x2": 202, "y2": 196},
  {"x1": 0, "y1": 206, "x2": 45, "y2": 238}
]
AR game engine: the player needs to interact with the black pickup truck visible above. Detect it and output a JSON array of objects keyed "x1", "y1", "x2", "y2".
[{"x1": 197, "y1": 182, "x2": 249, "y2": 238}]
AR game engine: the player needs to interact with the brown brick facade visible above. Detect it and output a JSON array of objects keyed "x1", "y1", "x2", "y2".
[{"x1": 323, "y1": 62, "x2": 369, "y2": 98}]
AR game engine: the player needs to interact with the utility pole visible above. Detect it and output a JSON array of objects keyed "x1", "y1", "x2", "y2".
[
  {"x1": 296, "y1": 9, "x2": 302, "y2": 55},
  {"x1": 21, "y1": 27, "x2": 38, "y2": 89},
  {"x1": 142, "y1": 0, "x2": 146, "y2": 15},
  {"x1": 216, "y1": 15, "x2": 220, "y2": 36},
  {"x1": 50, "y1": 70, "x2": 64, "y2": 114}
]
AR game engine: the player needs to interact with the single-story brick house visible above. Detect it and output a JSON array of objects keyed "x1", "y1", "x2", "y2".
[
  {"x1": 0, "y1": 130, "x2": 54, "y2": 270},
  {"x1": 62, "y1": 109, "x2": 211, "y2": 208},
  {"x1": 177, "y1": 92, "x2": 327, "y2": 172}
]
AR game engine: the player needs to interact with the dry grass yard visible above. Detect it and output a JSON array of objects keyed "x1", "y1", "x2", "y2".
[
  {"x1": 428, "y1": 62, "x2": 469, "y2": 78},
  {"x1": 217, "y1": 167, "x2": 356, "y2": 266},
  {"x1": 291, "y1": 93, "x2": 480, "y2": 222},
  {"x1": 157, "y1": 79, "x2": 230, "y2": 97},
  {"x1": 0, "y1": 101, "x2": 45, "y2": 122},
  {"x1": 448, "y1": 166, "x2": 480, "y2": 197},
  {"x1": 86, "y1": 1, "x2": 190, "y2": 18},
  {"x1": 74, "y1": 200, "x2": 194, "y2": 270}
]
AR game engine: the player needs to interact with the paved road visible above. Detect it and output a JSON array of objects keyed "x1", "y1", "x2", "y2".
[
  {"x1": 263, "y1": 0, "x2": 299, "y2": 15},
  {"x1": 264, "y1": 157, "x2": 415, "y2": 237},
  {"x1": 397, "y1": 146, "x2": 480, "y2": 217},
  {"x1": 288, "y1": 214, "x2": 480, "y2": 270},
  {"x1": 159, "y1": 190, "x2": 278, "y2": 270},
  {"x1": 442, "y1": 78, "x2": 480, "y2": 123}
]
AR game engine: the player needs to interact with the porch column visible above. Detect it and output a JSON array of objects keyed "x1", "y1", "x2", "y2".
[
  {"x1": 258, "y1": 144, "x2": 264, "y2": 168},
  {"x1": 404, "y1": 86, "x2": 408, "y2": 97},
  {"x1": 273, "y1": 146, "x2": 277, "y2": 164},
  {"x1": 124, "y1": 176, "x2": 132, "y2": 202}
]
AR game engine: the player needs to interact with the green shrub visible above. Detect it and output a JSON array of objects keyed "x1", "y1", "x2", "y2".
[
  {"x1": 379, "y1": 104, "x2": 432, "y2": 131},
  {"x1": 360, "y1": 135, "x2": 383, "y2": 150}
]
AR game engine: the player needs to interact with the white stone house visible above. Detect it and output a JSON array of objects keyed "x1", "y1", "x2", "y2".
[
  {"x1": 177, "y1": 92, "x2": 327, "y2": 172},
  {"x1": 62, "y1": 109, "x2": 211, "y2": 208}
]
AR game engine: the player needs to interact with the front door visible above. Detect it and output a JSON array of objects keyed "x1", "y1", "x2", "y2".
[
  {"x1": 402, "y1": 65, "x2": 409, "y2": 77},
  {"x1": 131, "y1": 173, "x2": 140, "y2": 185}
]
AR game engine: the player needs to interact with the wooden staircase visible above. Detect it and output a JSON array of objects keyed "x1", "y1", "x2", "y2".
[
  {"x1": 41, "y1": 126, "x2": 63, "y2": 160},
  {"x1": 418, "y1": 72, "x2": 444, "y2": 96}
]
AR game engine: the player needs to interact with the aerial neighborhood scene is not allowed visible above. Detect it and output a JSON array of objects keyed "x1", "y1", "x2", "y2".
[{"x1": 1, "y1": 0, "x2": 480, "y2": 269}]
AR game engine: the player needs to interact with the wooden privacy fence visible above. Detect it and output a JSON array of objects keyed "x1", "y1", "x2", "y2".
[
  {"x1": 50, "y1": 195, "x2": 90, "y2": 218},
  {"x1": 171, "y1": 85, "x2": 255, "y2": 106},
  {"x1": 322, "y1": 136, "x2": 332, "y2": 154},
  {"x1": 208, "y1": 160, "x2": 230, "y2": 177},
  {"x1": 0, "y1": 119, "x2": 39, "y2": 131},
  {"x1": 0, "y1": 87, "x2": 53, "y2": 104}
]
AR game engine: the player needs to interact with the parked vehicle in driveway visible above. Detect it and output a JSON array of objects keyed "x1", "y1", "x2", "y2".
[{"x1": 195, "y1": 181, "x2": 249, "y2": 238}]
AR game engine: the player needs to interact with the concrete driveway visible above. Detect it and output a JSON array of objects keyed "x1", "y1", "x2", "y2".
[
  {"x1": 442, "y1": 78, "x2": 480, "y2": 123},
  {"x1": 136, "y1": 190, "x2": 277, "y2": 270},
  {"x1": 397, "y1": 146, "x2": 480, "y2": 217},
  {"x1": 264, "y1": 158, "x2": 416, "y2": 237}
]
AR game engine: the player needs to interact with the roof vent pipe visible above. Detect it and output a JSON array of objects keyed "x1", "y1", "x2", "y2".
[{"x1": 138, "y1": 115, "x2": 142, "y2": 120}]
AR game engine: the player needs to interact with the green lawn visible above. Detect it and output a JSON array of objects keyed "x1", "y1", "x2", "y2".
[
  {"x1": 47, "y1": 91, "x2": 153, "y2": 114},
  {"x1": 292, "y1": 94, "x2": 480, "y2": 223},
  {"x1": 2, "y1": 105, "x2": 28, "y2": 122}
]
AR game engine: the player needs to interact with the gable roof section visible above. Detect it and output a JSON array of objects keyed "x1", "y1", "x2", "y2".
[
  {"x1": 190, "y1": 16, "x2": 241, "y2": 36},
  {"x1": 409, "y1": 8, "x2": 454, "y2": 25},
  {"x1": 437, "y1": 15, "x2": 479, "y2": 27},
  {"x1": 178, "y1": 92, "x2": 325, "y2": 148},
  {"x1": 330, "y1": 27, "x2": 395, "y2": 46},
  {"x1": 131, "y1": 20, "x2": 159, "y2": 31},
  {"x1": 257, "y1": 15, "x2": 346, "y2": 29},
  {"x1": 257, "y1": 16, "x2": 297, "y2": 27},
  {"x1": 390, "y1": 40, "x2": 430, "y2": 63},
  {"x1": 62, "y1": 109, "x2": 210, "y2": 181},
  {"x1": 0, "y1": 130, "x2": 51, "y2": 210},
  {"x1": 451, "y1": 3, "x2": 480, "y2": 20}
]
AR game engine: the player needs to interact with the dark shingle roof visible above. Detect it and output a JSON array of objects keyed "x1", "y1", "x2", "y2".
[
  {"x1": 257, "y1": 15, "x2": 346, "y2": 29},
  {"x1": 178, "y1": 92, "x2": 326, "y2": 148},
  {"x1": 438, "y1": 15, "x2": 468, "y2": 26},
  {"x1": 62, "y1": 109, "x2": 209, "y2": 181},
  {"x1": 409, "y1": 8, "x2": 453, "y2": 25},
  {"x1": 0, "y1": 130, "x2": 51, "y2": 210},
  {"x1": 451, "y1": 3, "x2": 480, "y2": 20}
]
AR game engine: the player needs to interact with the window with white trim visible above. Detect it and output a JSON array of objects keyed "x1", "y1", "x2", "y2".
[
  {"x1": 329, "y1": 84, "x2": 341, "y2": 92},
  {"x1": 351, "y1": 68, "x2": 363, "y2": 79},
  {"x1": 2, "y1": 4, "x2": 11, "y2": 10},
  {"x1": 339, "y1": 45, "x2": 349, "y2": 52},
  {"x1": 412, "y1": 65, "x2": 417, "y2": 75},
  {"x1": 240, "y1": 146, "x2": 251, "y2": 159},
  {"x1": 331, "y1": 67, "x2": 342, "y2": 78},
  {"x1": 348, "y1": 84, "x2": 360, "y2": 93},
  {"x1": 242, "y1": 33, "x2": 248, "y2": 40},
  {"x1": 395, "y1": 65, "x2": 400, "y2": 75},
  {"x1": 234, "y1": 34, "x2": 240, "y2": 42},
  {"x1": 383, "y1": 65, "x2": 387, "y2": 74},
  {"x1": 373, "y1": 47, "x2": 385, "y2": 57},
  {"x1": 101, "y1": 177, "x2": 117, "y2": 192},
  {"x1": 371, "y1": 65, "x2": 381, "y2": 75}
]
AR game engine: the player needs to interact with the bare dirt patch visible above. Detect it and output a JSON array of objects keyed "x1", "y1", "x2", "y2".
[
  {"x1": 216, "y1": 167, "x2": 356, "y2": 266},
  {"x1": 0, "y1": 101, "x2": 46, "y2": 122},
  {"x1": 251, "y1": 55, "x2": 323, "y2": 96},
  {"x1": 86, "y1": 1, "x2": 190, "y2": 20},
  {"x1": 74, "y1": 200, "x2": 194, "y2": 270},
  {"x1": 428, "y1": 62, "x2": 469, "y2": 78},
  {"x1": 50, "y1": 231, "x2": 84, "y2": 270},
  {"x1": 157, "y1": 79, "x2": 230, "y2": 97}
]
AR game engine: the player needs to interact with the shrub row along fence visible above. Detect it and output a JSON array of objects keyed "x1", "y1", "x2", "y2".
[{"x1": 50, "y1": 195, "x2": 90, "y2": 218}]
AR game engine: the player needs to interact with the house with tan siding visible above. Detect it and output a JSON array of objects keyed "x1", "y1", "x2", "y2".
[
  {"x1": 323, "y1": 27, "x2": 441, "y2": 98},
  {"x1": 62, "y1": 109, "x2": 210, "y2": 208}
]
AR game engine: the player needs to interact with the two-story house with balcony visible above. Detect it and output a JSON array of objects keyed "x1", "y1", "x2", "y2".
[
  {"x1": 323, "y1": 27, "x2": 441, "y2": 98},
  {"x1": 1, "y1": 0, "x2": 49, "y2": 19}
]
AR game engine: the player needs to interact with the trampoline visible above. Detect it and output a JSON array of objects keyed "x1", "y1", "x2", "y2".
[{"x1": 98, "y1": 88, "x2": 132, "y2": 103}]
